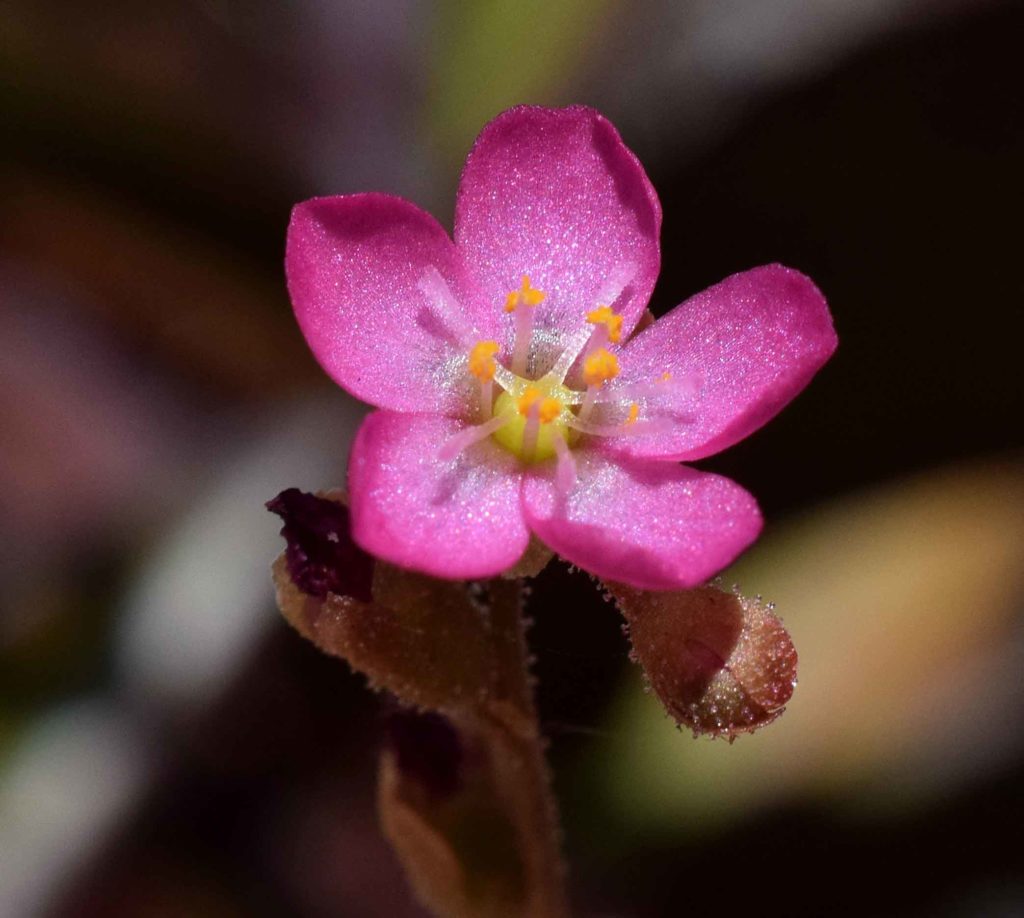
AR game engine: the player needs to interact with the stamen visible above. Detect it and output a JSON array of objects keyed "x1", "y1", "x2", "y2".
[
  {"x1": 505, "y1": 275, "x2": 546, "y2": 375},
  {"x1": 468, "y1": 340, "x2": 499, "y2": 380},
  {"x1": 438, "y1": 415, "x2": 510, "y2": 461},
  {"x1": 512, "y1": 307, "x2": 535, "y2": 375},
  {"x1": 418, "y1": 267, "x2": 470, "y2": 343},
  {"x1": 467, "y1": 340, "x2": 500, "y2": 420},
  {"x1": 504, "y1": 275, "x2": 546, "y2": 311},
  {"x1": 586, "y1": 305, "x2": 623, "y2": 344},
  {"x1": 576, "y1": 348, "x2": 620, "y2": 424},
  {"x1": 517, "y1": 387, "x2": 543, "y2": 416},
  {"x1": 626, "y1": 402, "x2": 640, "y2": 425},
  {"x1": 516, "y1": 388, "x2": 563, "y2": 422},
  {"x1": 582, "y1": 348, "x2": 620, "y2": 387},
  {"x1": 521, "y1": 400, "x2": 541, "y2": 462},
  {"x1": 538, "y1": 397, "x2": 563, "y2": 424},
  {"x1": 515, "y1": 388, "x2": 563, "y2": 461}
]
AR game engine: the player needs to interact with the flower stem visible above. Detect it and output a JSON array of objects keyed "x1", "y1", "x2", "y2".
[{"x1": 272, "y1": 529, "x2": 568, "y2": 917}]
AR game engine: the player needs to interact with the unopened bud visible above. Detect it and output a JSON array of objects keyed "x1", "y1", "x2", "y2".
[{"x1": 612, "y1": 585, "x2": 797, "y2": 739}]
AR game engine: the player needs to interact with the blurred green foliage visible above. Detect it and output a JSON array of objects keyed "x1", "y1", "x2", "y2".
[
  {"x1": 601, "y1": 460, "x2": 1024, "y2": 833},
  {"x1": 430, "y1": 0, "x2": 616, "y2": 162}
]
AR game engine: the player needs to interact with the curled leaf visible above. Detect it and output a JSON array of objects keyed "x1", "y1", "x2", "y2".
[
  {"x1": 267, "y1": 487, "x2": 373, "y2": 601},
  {"x1": 611, "y1": 585, "x2": 797, "y2": 739}
]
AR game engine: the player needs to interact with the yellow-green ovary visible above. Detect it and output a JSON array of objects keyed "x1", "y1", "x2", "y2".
[{"x1": 490, "y1": 389, "x2": 572, "y2": 462}]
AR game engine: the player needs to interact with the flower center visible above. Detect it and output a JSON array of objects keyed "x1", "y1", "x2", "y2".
[
  {"x1": 490, "y1": 375, "x2": 575, "y2": 462},
  {"x1": 435, "y1": 269, "x2": 690, "y2": 486}
]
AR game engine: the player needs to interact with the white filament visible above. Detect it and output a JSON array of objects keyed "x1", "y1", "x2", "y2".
[{"x1": 510, "y1": 302, "x2": 536, "y2": 375}]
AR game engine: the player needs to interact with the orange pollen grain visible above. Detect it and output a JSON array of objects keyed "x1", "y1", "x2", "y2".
[
  {"x1": 626, "y1": 402, "x2": 640, "y2": 425},
  {"x1": 505, "y1": 274, "x2": 546, "y2": 312},
  {"x1": 583, "y1": 347, "x2": 620, "y2": 386},
  {"x1": 468, "y1": 340, "x2": 500, "y2": 380},
  {"x1": 586, "y1": 305, "x2": 623, "y2": 343}
]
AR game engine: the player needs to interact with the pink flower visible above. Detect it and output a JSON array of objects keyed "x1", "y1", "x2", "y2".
[{"x1": 285, "y1": 106, "x2": 836, "y2": 590}]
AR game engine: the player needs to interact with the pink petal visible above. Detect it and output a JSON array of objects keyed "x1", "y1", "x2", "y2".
[
  {"x1": 454, "y1": 106, "x2": 661, "y2": 368},
  {"x1": 286, "y1": 194, "x2": 496, "y2": 415},
  {"x1": 522, "y1": 450, "x2": 762, "y2": 590},
  {"x1": 349, "y1": 411, "x2": 529, "y2": 579},
  {"x1": 607, "y1": 264, "x2": 837, "y2": 461}
]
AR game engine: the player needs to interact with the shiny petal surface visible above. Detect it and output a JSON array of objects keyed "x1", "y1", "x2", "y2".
[
  {"x1": 454, "y1": 106, "x2": 661, "y2": 370},
  {"x1": 522, "y1": 451, "x2": 762, "y2": 590},
  {"x1": 607, "y1": 265, "x2": 837, "y2": 461},
  {"x1": 349, "y1": 411, "x2": 529, "y2": 579},
  {"x1": 287, "y1": 194, "x2": 495, "y2": 415}
]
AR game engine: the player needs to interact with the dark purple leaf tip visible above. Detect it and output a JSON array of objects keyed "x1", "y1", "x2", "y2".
[
  {"x1": 385, "y1": 709, "x2": 463, "y2": 799},
  {"x1": 266, "y1": 488, "x2": 374, "y2": 602}
]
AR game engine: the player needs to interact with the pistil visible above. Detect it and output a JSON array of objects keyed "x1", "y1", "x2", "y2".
[
  {"x1": 516, "y1": 388, "x2": 562, "y2": 462},
  {"x1": 585, "y1": 305, "x2": 623, "y2": 353}
]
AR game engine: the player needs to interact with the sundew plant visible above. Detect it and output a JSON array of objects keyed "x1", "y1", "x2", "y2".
[{"x1": 269, "y1": 105, "x2": 836, "y2": 917}]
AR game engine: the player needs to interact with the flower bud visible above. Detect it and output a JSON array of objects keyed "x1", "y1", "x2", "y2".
[{"x1": 612, "y1": 584, "x2": 797, "y2": 739}]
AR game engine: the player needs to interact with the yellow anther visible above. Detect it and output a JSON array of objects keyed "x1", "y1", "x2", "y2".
[
  {"x1": 505, "y1": 274, "x2": 546, "y2": 312},
  {"x1": 582, "y1": 347, "x2": 620, "y2": 387},
  {"x1": 538, "y1": 398, "x2": 562, "y2": 424},
  {"x1": 660, "y1": 371, "x2": 672, "y2": 383},
  {"x1": 586, "y1": 305, "x2": 623, "y2": 343},
  {"x1": 626, "y1": 402, "x2": 640, "y2": 425},
  {"x1": 517, "y1": 387, "x2": 542, "y2": 415},
  {"x1": 468, "y1": 340, "x2": 500, "y2": 381}
]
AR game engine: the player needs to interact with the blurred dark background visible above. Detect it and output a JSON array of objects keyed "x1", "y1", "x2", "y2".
[{"x1": 2, "y1": 1, "x2": 1022, "y2": 916}]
